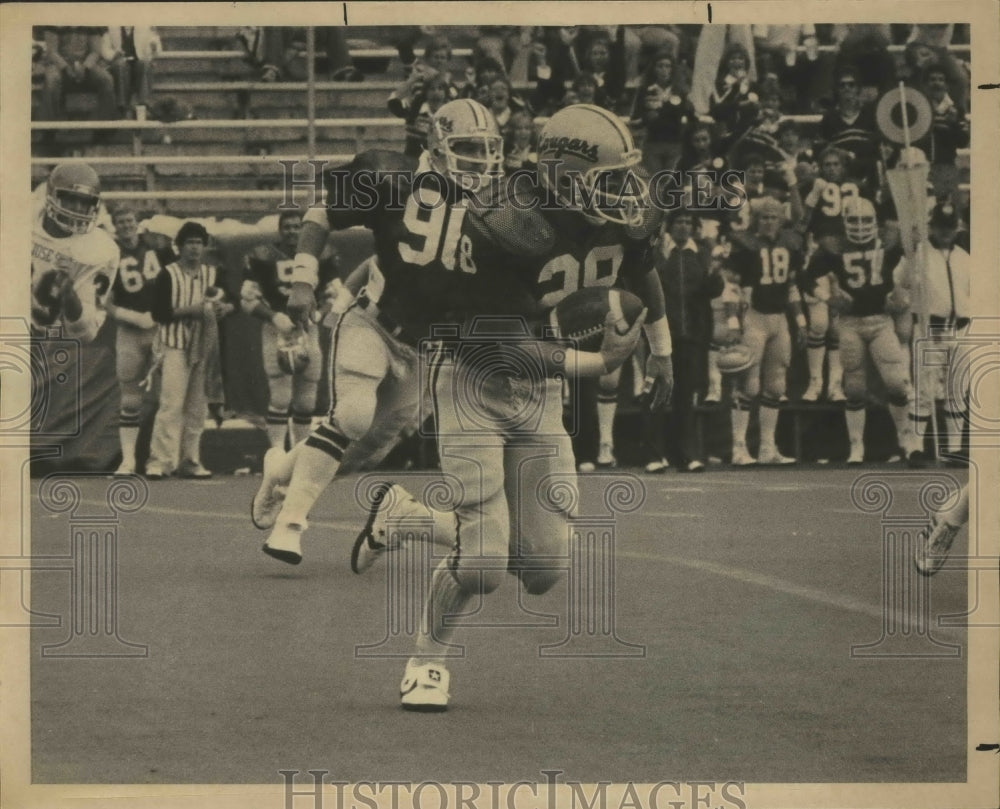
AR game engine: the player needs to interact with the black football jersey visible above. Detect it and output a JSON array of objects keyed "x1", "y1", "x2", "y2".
[
  {"x1": 532, "y1": 204, "x2": 661, "y2": 309},
  {"x1": 729, "y1": 230, "x2": 804, "y2": 314},
  {"x1": 806, "y1": 240, "x2": 904, "y2": 316},
  {"x1": 321, "y1": 150, "x2": 549, "y2": 339},
  {"x1": 111, "y1": 241, "x2": 174, "y2": 313},
  {"x1": 243, "y1": 243, "x2": 338, "y2": 312},
  {"x1": 807, "y1": 178, "x2": 876, "y2": 240}
]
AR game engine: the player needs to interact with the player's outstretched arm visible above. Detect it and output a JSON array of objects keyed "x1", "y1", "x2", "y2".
[{"x1": 287, "y1": 215, "x2": 332, "y2": 323}]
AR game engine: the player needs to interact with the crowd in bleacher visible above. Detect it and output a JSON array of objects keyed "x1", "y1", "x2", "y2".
[{"x1": 29, "y1": 24, "x2": 974, "y2": 476}]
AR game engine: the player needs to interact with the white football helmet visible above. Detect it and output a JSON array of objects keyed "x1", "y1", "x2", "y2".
[
  {"x1": 426, "y1": 99, "x2": 503, "y2": 188},
  {"x1": 46, "y1": 162, "x2": 102, "y2": 235},
  {"x1": 842, "y1": 195, "x2": 878, "y2": 244},
  {"x1": 537, "y1": 104, "x2": 649, "y2": 228}
]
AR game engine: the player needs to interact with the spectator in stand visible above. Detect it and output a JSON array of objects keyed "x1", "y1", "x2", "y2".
[
  {"x1": 582, "y1": 31, "x2": 626, "y2": 113},
  {"x1": 832, "y1": 25, "x2": 897, "y2": 99},
  {"x1": 544, "y1": 26, "x2": 586, "y2": 87},
  {"x1": 146, "y1": 222, "x2": 234, "y2": 480},
  {"x1": 36, "y1": 26, "x2": 118, "y2": 121},
  {"x1": 914, "y1": 64, "x2": 969, "y2": 200},
  {"x1": 642, "y1": 210, "x2": 723, "y2": 473},
  {"x1": 631, "y1": 47, "x2": 694, "y2": 173},
  {"x1": 566, "y1": 72, "x2": 604, "y2": 109},
  {"x1": 524, "y1": 36, "x2": 568, "y2": 115},
  {"x1": 503, "y1": 110, "x2": 537, "y2": 173},
  {"x1": 245, "y1": 27, "x2": 363, "y2": 82},
  {"x1": 709, "y1": 42, "x2": 760, "y2": 140},
  {"x1": 102, "y1": 26, "x2": 160, "y2": 119},
  {"x1": 460, "y1": 57, "x2": 505, "y2": 102},
  {"x1": 486, "y1": 77, "x2": 531, "y2": 131},
  {"x1": 389, "y1": 73, "x2": 452, "y2": 157},
  {"x1": 816, "y1": 66, "x2": 883, "y2": 190},
  {"x1": 690, "y1": 25, "x2": 756, "y2": 117},
  {"x1": 907, "y1": 24, "x2": 969, "y2": 112}
]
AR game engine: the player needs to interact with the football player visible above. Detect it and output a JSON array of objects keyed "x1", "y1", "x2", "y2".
[
  {"x1": 31, "y1": 163, "x2": 119, "y2": 343},
  {"x1": 105, "y1": 206, "x2": 174, "y2": 475},
  {"x1": 804, "y1": 196, "x2": 923, "y2": 465},
  {"x1": 240, "y1": 210, "x2": 337, "y2": 449},
  {"x1": 352, "y1": 104, "x2": 674, "y2": 711},
  {"x1": 798, "y1": 146, "x2": 877, "y2": 402},
  {"x1": 726, "y1": 196, "x2": 806, "y2": 466},
  {"x1": 253, "y1": 99, "x2": 643, "y2": 569}
]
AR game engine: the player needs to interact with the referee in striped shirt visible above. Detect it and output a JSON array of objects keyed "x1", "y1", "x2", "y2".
[{"x1": 146, "y1": 221, "x2": 232, "y2": 479}]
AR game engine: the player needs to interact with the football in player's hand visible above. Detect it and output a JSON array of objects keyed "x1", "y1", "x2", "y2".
[{"x1": 548, "y1": 287, "x2": 645, "y2": 352}]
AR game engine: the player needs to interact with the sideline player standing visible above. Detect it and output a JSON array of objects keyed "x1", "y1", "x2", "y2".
[
  {"x1": 105, "y1": 206, "x2": 172, "y2": 475},
  {"x1": 804, "y1": 196, "x2": 923, "y2": 465},
  {"x1": 727, "y1": 196, "x2": 806, "y2": 466},
  {"x1": 353, "y1": 104, "x2": 675, "y2": 711},
  {"x1": 239, "y1": 209, "x2": 336, "y2": 449},
  {"x1": 31, "y1": 163, "x2": 118, "y2": 343},
  {"x1": 798, "y1": 146, "x2": 876, "y2": 402},
  {"x1": 253, "y1": 99, "x2": 640, "y2": 565}
]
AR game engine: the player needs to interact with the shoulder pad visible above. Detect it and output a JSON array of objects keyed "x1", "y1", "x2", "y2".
[{"x1": 466, "y1": 203, "x2": 556, "y2": 259}]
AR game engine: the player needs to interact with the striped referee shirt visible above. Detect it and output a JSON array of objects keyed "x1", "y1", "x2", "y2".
[{"x1": 151, "y1": 261, "x2": 217, "y2": 349}]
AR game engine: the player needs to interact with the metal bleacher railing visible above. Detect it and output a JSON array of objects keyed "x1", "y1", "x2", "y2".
[{"x1": 29, "y1": 40, "x2": 972, "y2": 207}]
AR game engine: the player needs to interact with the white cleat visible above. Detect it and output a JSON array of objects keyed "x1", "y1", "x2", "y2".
[
  {"x1": 577, "y1": 461, "x2": 596, "y2": 473},
  {"x1": 399, "y1": 661, "x2": 450, "y2": 712},
  {"x1": 262, "y1": 521, "x2": 305, "y2": 565},
  {"x1": 800, "y1": 379, "x2": 823, "y2": 402},
  {"x1": 758, "y1": 449, "x2": 797, "y2": 465},
  {"x1": 846, "y1": 444, "x2": 864, "y2": 464},
  {"x1": 731, "y1": 446, "x2": 757, "y2": 467},
  {"x1": 914, "y1": 516, "x2": 961, "y2": 577},
  {"x1": 113, "y1": 461, "x2": 136, "y2": 476},
  {"x1": 826, "y1": 381, "x2": 846, "y2": 402},
  {"x1": 351, "y1": 482, "x2": 399, "y2": 574},
  {"x1": 251, "y1": 447, "x2": 287, "y2": 530}
]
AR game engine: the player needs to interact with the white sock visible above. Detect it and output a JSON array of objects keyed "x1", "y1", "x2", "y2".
[
  {"x1": 758, "y1": 404, "x2": 779, "y2": 453},
  {"x1": 278, "y1": 444, "x2": 340, "y2": 526},
  {"x1": 119, "y1": 426, "x2": 139, "y2": 467},
  {"x1": 845, "y1": 407, "x2": 866, "y2": 449},
  {"x1": 731, "y1": 407, "x2": 750, "y2": 449},
  {"x1": 597, "y1": 399, "x2": 617, "y2": 448},
  {"x1": 413, "y1": 558, "x2": 472, "y2": 663},
  {"x1": 827, "y1": 349, "x2": 843, "y2": 387}
]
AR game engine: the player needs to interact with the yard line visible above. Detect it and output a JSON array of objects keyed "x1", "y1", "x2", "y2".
[
  {"x1": 68, "y1": 498, "x2": 359, "y2": 532},
  {"x1": 618, "y1": 548, "x2": 966, "y2": 639}
]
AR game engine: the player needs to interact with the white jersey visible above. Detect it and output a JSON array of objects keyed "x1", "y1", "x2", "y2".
[{"x1": 31, "y1": 206, "x2": 119, "y2": 341}]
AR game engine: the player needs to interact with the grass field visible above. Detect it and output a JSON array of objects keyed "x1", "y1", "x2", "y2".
[{"x1": 28, "y1": 465, "x2": 971, "y2": 786}]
